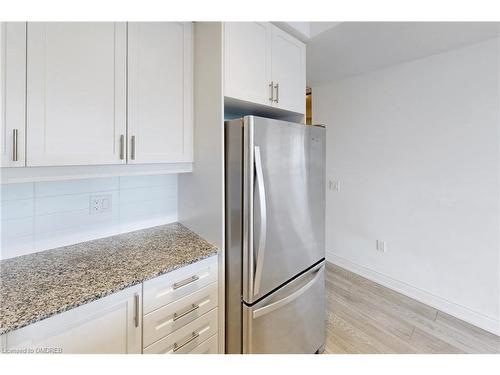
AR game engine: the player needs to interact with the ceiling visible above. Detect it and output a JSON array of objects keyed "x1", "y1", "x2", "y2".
[{"x1": 306, "y1": 22, "x2": 499, "y2": 86}]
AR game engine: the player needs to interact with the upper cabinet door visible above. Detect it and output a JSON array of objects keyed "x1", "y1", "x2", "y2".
[
  {"x1": 270, "y1": 25, "x2": 306, "y2": 115},
  {"x1": 1, "y1": 22, "x2": 26, "y2": 167},
  {"x1": 26, "y1": 23, "x2": 127, "y2": 166},
  {"x1": 224, "y1": 22, "x2": 271, "y2": 106},
  {"x1": 128, "y1": 22, "x2": 193, "y2": 164}
]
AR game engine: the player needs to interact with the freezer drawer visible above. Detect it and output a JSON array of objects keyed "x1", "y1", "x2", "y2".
[{"x1": 243, "y1": 262, "x2": 325, "y2": 354}]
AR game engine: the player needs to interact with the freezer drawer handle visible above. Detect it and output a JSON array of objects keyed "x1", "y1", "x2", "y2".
[
  {"x1": 252, "y1": 265, "x2": 324, "y2": 319},
  {"x1": 173, "y1": 275, "x2": 200, "y2": 290},
  {"x1": 173, "y1": 303, "x2": 200, "y2": 321},
  {"x1": 253, "y1": 145, "x2": 267, "y2": 296},
  {"x1": 173, "y1": 331, "x2": 200, "y2": 353}
]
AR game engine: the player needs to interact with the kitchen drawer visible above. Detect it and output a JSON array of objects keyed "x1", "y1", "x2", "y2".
[
  {"x1": 189, "y1": 334, "x2": 218, "y2": 354},
  {"x1": 143, "y1": 255, "x2": 218, "y2": 314},
  {"x1": 143, "y1": 308, "x2": 218, "y2": 354},
  {"x1": 143, "y1": 282, "x2": 218, "y2": 347}
]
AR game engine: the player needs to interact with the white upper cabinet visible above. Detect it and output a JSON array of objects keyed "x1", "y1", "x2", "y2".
[
  {"x1": 26, "y1": 22, "x2": 127, "y2": 166},
  {"x1": 1, "y1": 22, "x2": 26, "y2": 167},
  {"x1": 128, "y1": 22, "x2": 193, "y2": 164},
  {"x1": 224, "y1": 22, "x2": 306, "y2": 115},
  {"x1": 1, "y1": 22, "x2": 193, "y2": 171},
  {"x1": 270, "y1": 26, "x2": 306, "y2": 114},
  {"x1": 224, "y1": 22, "x2": 271, "y2": 107},
  {"x1": 128, "y1": 22, "x2": 193, "y2": 163}
]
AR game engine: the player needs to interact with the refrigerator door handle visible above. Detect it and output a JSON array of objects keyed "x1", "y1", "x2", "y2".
[
  {"x1": 253, "y1": 145, "x2": 267, "y2": 296},
  {"x1": 252, "y1": 265, "x2": 324, "y2": 319}
]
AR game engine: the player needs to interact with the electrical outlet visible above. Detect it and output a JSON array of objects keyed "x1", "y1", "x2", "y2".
[
  {"x1": 329, "y1": 179, "x2": 341, "y2": 192},
  {"x1": 376, "y1": 240, "x2": 387, "y2": 253},
  {"x1": 89, "y1": 194, "x2": 112, "y2": 214}
]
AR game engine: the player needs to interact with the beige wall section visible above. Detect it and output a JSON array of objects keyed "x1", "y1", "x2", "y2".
[{"x1": 178, "y1": 22, "x2": 225, "y2": 352}]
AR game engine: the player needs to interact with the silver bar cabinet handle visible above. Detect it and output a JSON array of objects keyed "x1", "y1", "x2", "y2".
[
  {"x1": 173, "y1": 331, "x2": 200, "y2": 353},
  {"x1": 130, "y1": 135, "x2": 136, "y2": 160},
  {"x1": 12, "y1": 129, "x2": 18, "y2": 162},
  {"x1": 119, "y1": 134, "x2": 125, "y2": 160},
  {"x1": 134, "y1": 293, "x2": 139, "y2": 328},
  {"x1": 173, "y1": 303, "x2": 199, "y2": 321},
  {"x1": 274, "y1": 83, "x2": 279, "y2": 103},
  {"x1": 268, "y1": 81, "x2": 274, "y2": 102},
  {"x1": 172, "y1": 275, "x2": 199, "y2": 290}
]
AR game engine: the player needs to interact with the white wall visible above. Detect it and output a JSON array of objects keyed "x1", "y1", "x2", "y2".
[
  {"x1": 178, "y1": 22, "x2": 225, "y2": 353},
  {"x1": 313, "y1": 39, "x2": 500, "y2": 334},
  {"x1": 0, "y1": 174, "x2": 178, "y2": 259},
  {"x1": 178, "y1": 22, "x2": 224, "y2": 250}
]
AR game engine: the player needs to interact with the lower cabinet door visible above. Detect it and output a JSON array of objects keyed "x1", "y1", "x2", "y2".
[
  {"x1": 5, "y1": 285, "x2": 142, "y2": 354},
  {"x1": 143, "y1": 308, "x2": 218, "y2": 354},
  {"x1": 189, "y1": 334, "x2": 218, "y2": 354}
]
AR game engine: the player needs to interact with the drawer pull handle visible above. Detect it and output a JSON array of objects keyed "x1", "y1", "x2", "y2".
[
  {"x1": 173, "y1": 331, "x2": 199, "y2": 353},
  {"x1": 173, "y1": 275, "x2": 199, "y2": 290},
  {"x1": 13, "y1": 129, "x2": 18, "y2": 162},
  {"x1": 134, "y1": 293, "x2": 140, "y2": 328},
  {"x1": 119, "y1": 134, "x2": 125, "y2": 160},
  {"x1": 130, "y1": 135, "x2": 136, "y2": 160},
  {"x1": 173, "y1": 303, "x2": 199, "y2": 321}
]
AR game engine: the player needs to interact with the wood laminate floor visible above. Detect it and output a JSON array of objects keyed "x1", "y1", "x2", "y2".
[{"x1": 324, "y1": 262, "x2": 500, "y2": 354}]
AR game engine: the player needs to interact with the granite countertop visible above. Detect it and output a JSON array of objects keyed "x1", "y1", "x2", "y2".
[{"x1": 0, "y1": 222, "x2": 218, "y2": 335}]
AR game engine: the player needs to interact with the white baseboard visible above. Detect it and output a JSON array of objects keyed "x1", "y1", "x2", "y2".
[{"x1": 327, "y1": 251, "x2": 500, "y2": 336}]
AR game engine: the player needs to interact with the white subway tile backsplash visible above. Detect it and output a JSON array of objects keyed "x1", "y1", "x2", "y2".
[
  {"x1": 0, "y1": 174, "x2": 178, "y2": 260},
  {"x1": 119, "y1": 185, "x2": 176, "y2": 204},
  {"x1": 120, "y1": 199, "x2": 176, "y2": 220},
  {"x1": 1, "y1": 199, "x2": 34, "y2": 220},
  {"x1": 119, "y1": 174, "x2": 176, "y2": 189},
  {"x1": 0, "y1": 183, "x2": 34, "y2": 201},
  {"x1": 119, "y1": 214, "x2": 177, "y2": 234},
  {"x1": 35, "y1": 221, "x2": 121, "y2": 252},
  {"x1": 1, "y1": 217, "x2": 34, "y2": 238},
  {"x1": 35, "y1": 191, "x2": 120, "y2": 216},
  {"x1": 35, "y1": 177, "x2": 119, "y2": 197},
  {"x1": 0, "y1": 235, "x2": 34, "y2": 259},
  {"x1": 35, "y1": 208, "x2": 119, "y2": 234}
]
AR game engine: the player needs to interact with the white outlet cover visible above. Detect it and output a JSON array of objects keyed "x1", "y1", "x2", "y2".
[{"x1": 89, "y1": 194, "x2": 112, "y2": 214}]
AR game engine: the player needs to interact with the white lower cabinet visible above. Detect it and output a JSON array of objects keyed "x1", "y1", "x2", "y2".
[
  {"x1": 142, "y1": 255, "x2": 219, "y2": 354},
  {"x1": 2, "y1": 255, "x2": 219, "y2": 354},
  {"x1": 143, "y1": 309, "x2": 219, "y2": 354},
  {"x1": 189, "y1": 334, "x2": 219, "y2": 354},
  {"x1": 143, "y1": 282, "x2": 218, "y2": 347},
  {"x1": 143, "y1": 256, "x2": 218, "y2": 314},
  {"x1": 4, "y1": 284, "x2": 142, "y2": 354}
]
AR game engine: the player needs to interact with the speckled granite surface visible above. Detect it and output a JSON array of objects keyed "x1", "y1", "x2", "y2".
[{"x1": 0, "y1": 222, "x2": 218, "y2": 335}]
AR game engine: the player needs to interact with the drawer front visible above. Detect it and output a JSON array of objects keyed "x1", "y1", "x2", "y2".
[
  {"x1": 143, "y1": 256, "x2": 218, "y2": 314},
  {"x1": 143, "y1": 308, "x2": 218, "y2": 354},
  {"x1": 189, "y1": 334, "x2": 218, "y2": 354},
  {"x1": 143, "y1": 282, "x2": 218, "y2": 347}
]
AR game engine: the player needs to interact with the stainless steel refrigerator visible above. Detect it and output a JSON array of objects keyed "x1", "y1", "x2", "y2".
[{"x1": 225, "y1": 115, "x2": 326, "y2": 354}]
